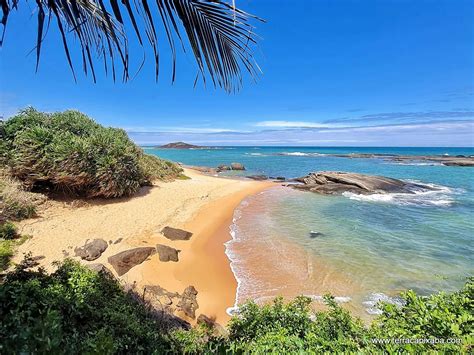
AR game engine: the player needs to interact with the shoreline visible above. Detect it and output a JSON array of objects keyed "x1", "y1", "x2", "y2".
[{"x1": 14, "y1": 168, "x2": 276, "y2": 326}]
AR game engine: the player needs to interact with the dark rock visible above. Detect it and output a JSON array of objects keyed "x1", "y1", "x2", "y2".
[
  {"x1": 162, "y1": 226, "x2": 193, "y2": 241},
  {"x1": 177, "y1": 286, "x2": 199, "y2": 319},
  {"x1": 197, "y1": 314, "x2": 228, "y2": 336},
  {"x1": 156, "y1": 244, "x2": 180, "y2": 262},
  {"x1": 31, "y1": 255, "x2": 45, "y2": 262},
  {"x1": 275, "y1": 176, "x2": 286, "y2": 181},
  {"x1": 309, "y1": 231, "x2": 324, "y2": 238},
  {"x1": 247, "y1": 175, "x2": 268, "y2": 181},
  {"x1": 108, "y1": 247, "x2": 156, "y2": 276},
  {"x1": 86, "y1": 263, "x2": 115, "y2": 278},
  {"x1": 216, "y1": 164, "x2": 231, "y2": 172},
  {"x1": 293, "y1": 171, "x2": 432, "y2": 195},
  {"x1": 74, "y1": 239, "x2": 108, "y2": 261},
  {"x1": 114, "y1": 238, "x2": 123, "y2": 244},
  {"x1": 230, "y1": 162, "x2": 246, "y2": 170}
]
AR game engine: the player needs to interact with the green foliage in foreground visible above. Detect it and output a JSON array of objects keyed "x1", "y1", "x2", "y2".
[
  {"x1": 1, "y1": 108, "x2": 183, "y2": 198},
  {"x1": 0, "y1": 260, "x2": 472, "y2": 354},
  {"x1": 0, "y1": 221, "x2": 17, "y2": 240}
]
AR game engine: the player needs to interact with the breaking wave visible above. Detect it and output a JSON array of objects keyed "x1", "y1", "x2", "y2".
[
  {"x1": 342, "y1": 182, "x2": 462, "y2": 207},
  {"x1": 363, "y1": 293, "x2": 405, "y2": 315}
]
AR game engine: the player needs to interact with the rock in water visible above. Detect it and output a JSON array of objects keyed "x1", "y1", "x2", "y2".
[
  {"x1": 161, "y1": 226, "x2": 193, "y2": 241},
  {"x1": 293, "y1": 171, "x2": 430, "y2": 195},
  {"x1": 177, "y1": 286, "x2": 199, "y2": 319},
  {"x1": 216, "y1": 164, "x2": 231, "y2": 172},
  {"x1": 108, "y1": 247, "x2": 156, "y2": 276},
  {"x1": 230, "y1": 162, "x2": 246, "y2": 170},
  {"x1": 156, "y1": 244, "x2": 180, "y2": 262},
  {"x1": 74, "y1": 239, "x2": 108, "y2": 261}
]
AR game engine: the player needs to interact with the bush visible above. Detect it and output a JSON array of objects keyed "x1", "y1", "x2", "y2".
[
  {"x1": 139, "y1": 154, "x2": 185, "y2": 184},
  {"x1": 0, "y1": 240, "x2": 13, "y2": 271},
  {"x1": 1, "y1": 108, "x2": 183, "y2": 198},
  {"x1": 0, "y1": 258, "x2": 172, "y2": 353},
  {"x1": 0, "y1": 221, "x2": 17, "y2": 240}
]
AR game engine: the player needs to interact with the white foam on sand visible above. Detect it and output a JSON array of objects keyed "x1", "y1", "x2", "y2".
[{"x1": 363, "y1": 293, "x2": 405, "y2": 315}]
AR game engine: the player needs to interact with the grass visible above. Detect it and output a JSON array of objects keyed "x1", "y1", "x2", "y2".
[{"x1": 0, "y1": 172, "x2": 46, "y2": 222}]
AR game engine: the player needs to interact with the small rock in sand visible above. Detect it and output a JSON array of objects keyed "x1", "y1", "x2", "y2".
[
  {"x1": 74, "y1": 239, "x2": 108, "y2": 261},
  {"x1": 161, "y1": 226, "x2": 193, "y2": 241},
  {"x1": 156, "y1": 244, "x2": 180, "y2": 262}
]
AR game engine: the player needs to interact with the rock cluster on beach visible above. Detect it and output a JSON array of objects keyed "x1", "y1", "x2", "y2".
[{"x1": 292, "y1": 171, "x2": 433, "y2": 195}]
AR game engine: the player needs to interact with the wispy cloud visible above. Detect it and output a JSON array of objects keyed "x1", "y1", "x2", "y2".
[
  {"x1": 255, "y1": 120, "x2": 334, "y2": 128},
  {"x1": 324, "y1": 111, "x2": 474, "y2": 124}
]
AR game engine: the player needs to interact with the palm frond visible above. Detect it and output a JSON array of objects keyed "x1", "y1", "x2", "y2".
[{"x1": 0, "y1": 0, "x2": 263, "y2": 92}]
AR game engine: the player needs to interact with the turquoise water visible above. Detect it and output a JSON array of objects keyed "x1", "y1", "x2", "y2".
[{"x1": 146, "y1": 147, "x2": 474, "y2": 315}]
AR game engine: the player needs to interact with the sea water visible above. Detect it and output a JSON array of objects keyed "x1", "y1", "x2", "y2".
[{"x1": 146, "y1": 147, "x2": 474, "y2": 316}]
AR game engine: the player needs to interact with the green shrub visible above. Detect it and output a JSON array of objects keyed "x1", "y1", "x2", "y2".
[
  {"x1": 0, "y1": 240, "x2": 14, "y2": 271},
  {"x1": 0, "y1": 222, "x2": 17, "y2": 240},
  {"x1": 139, "y1": 154, "x2": 184, "y2": 184},
  {"x1": 1, "y1": 108, "x2": 182, "y2": 198},
  {"x1": 0, "y1": 260, "x2": 471, "y2": 353},
  {"x1": 0, "y1": 258, "x2": 172, "y2": 353}
]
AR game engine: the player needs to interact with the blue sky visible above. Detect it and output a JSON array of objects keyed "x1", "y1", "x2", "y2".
[{"x1": 1, "y1": 0, "x2": 473, "y2": 146}]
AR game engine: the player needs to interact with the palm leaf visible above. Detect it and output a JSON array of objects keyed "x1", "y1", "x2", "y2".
[{"x1": 0, "y1": 0, "x2": 263, "y2": 92}]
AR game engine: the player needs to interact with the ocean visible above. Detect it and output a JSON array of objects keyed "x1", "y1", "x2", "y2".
[{"x1": 145, "y1": 146, "x2": 474, "y2": 317}]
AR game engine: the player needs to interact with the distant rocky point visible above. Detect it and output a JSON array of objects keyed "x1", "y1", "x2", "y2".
[{"x1": 159, "y1": 142, "x2": 205, "y2": 149}]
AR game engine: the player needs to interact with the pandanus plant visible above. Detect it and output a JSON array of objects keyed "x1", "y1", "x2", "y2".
[{"x1": 0, "y1": 0, "x2": 263, "y2": 92}]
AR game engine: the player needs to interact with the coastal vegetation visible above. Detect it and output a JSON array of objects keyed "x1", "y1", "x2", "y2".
[
  {"x1": 0, "y1": 107, "x2": 183, "y2": 198},
  {"x1": 0, "y1": 259, "x2": 471, "y2": 353}
]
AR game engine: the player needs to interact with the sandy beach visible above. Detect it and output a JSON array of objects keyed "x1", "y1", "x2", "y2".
[{"x1": 14, "y1": 169, "x2": 275, "y2": 325}]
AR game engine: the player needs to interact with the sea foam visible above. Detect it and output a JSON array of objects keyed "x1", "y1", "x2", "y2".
[{"x1": 342, "y1": 181, "x2": 461, "y2": 207}]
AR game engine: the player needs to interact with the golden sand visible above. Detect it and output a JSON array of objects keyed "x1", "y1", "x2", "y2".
[{"x1": 14, "y1": 169, "x2": 275, "y2": 325}]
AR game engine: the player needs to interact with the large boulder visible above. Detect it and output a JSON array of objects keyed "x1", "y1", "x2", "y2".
[
  {"x1": 108, "y1": 247, "x2": 156, "y2": 276},
  {"x1": 74, "y1": 239, "x2": 108, "y2": 261},
  {"x1": 293, "y1": 171, "x2": 432, "y2": 195},
  {"x1": 177, "y1": 286, "x2": 199, "y2": 319},
  {"x1": 156, "y1": 244, "x2": 180, "y2": 262},
  {"x1": 230, "y1": 162, "x2": 246, "y2": 170},
  {"x1": 161, "y1": 226, "x2": 193, "y2": 241}
]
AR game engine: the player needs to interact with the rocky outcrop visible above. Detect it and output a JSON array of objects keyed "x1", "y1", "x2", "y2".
[
  {"x1": 161, "y1": 226, "x2": 193, "y2": 241},
  {"x1": 145, "y1": 284, "x2": 199, "y2": 320},
  {"x1": 108, "y1": 247, "x2": 156, "y2": 276},
  {"x1": 185, "y1": 165, "x2": 217, "y2": 174},
  {"x1": 216, "y1": 164, "x2": 231, "y2": 172},
  {"x1": 177, "y1": 286, "x2": 199, "y2": 319},
  {"x1": 74, "y1": 239, "x2": 108, "y2": 261},
  {"x1": 247, "y1": 175, "x2": 268, "y2": 181},
  {"x1": 156, "y1": 244, "x2": 180, "y2": 262},
  {"x1": 230, "y1": 162, "x2": 245, "y2": 170},
  {"x1": 197, "y1": 314, "x2": 228, "y2": 336},
  {"x1": 293, "y1": 171, "x2": 431, "y2": 195}
]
